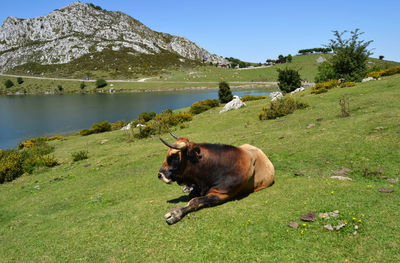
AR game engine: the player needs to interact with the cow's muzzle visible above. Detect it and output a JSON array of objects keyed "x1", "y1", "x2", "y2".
[{"x1": 158, "y1": 172, "x2": 172, "y2": 184}]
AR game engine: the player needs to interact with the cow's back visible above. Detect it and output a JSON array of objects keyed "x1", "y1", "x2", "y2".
[{"x1": 239, "y1": 144, "x2": 275, "y2": 192}]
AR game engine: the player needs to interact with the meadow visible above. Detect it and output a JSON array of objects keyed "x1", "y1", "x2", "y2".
[{"x1": 0, "y1": 73, "x2": 399, "y2": 262}]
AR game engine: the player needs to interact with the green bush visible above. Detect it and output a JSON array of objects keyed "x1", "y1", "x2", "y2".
[
  {"x1": 57, "y1": 85, "x2": 63, "y2": 92},
  {"x1": 189, "y1": 99, "x2": 220, "y2": 115},
  {"x1": 0, "y1": 150, "x2": 25, "y2": 183},
  {"x1": 138, "y1": 112, "x2": 156, "y2": 122},
  {"x1": 4, "y1": 79, "x2": 14, "y2": 88},
  {"x1": 311, "y1": 79, "x2": 339, "y2": 94},
  {"x1": 339, "y1": 82, "x2": 356, "y2": 88},
  {"x1": 241, "y1": 95, "x2": 267, "y2": 102},
  {"x1": 17, "y1": 77, "x2": 24, "y2": 84},
  {"x1": 218, "y1": 81, "x2": 233, "y2": 103},
  {"x1": 92, "y1": 121, "x2": 112, "y2": 133},
  {"x1": 111, "y1": 120, "x2": 126, "y2": 130},
  {"x1": 277, "y1": 68, "x2": 302, "y2": 93},
  {"x1": 315, "y1": 62, "x2": 336, "y2": 83},
  {"x1": 80, "y1": 82, "x2": 86, "y2": 90},
  {"x1": 154, "y1": 112, "x2": 193, "y2": 132},
  {"x1": 41, "y1": 155, "x2": 59, "y2": 167},
  {"x1": 366, "y1": 66, "x2": 400, "y2": 78},
  {"x1": 135, "y1": 123, "x2": 156, "y2": 139},
  {"x1": 72, "y1": 151, "x2": 88, "y2": 162},
  {"x1": 79, "y1": 129, "x2": 94, "y2": 136},
  {"x1": 96, "y1": 79, "x2": 107, "y2": 88},
  {"x1": 258, "y1": 96, "x2": 309, "y2": 120}
]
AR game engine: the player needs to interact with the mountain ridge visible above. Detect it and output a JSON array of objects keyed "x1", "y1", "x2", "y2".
[{"x1": 0, "y1": 2, "x2": 227, "y2": 76}]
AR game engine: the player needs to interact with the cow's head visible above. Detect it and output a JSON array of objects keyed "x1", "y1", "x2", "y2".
[{"x1": 158, "y1": 131, "x2": 200, "y2": 184}]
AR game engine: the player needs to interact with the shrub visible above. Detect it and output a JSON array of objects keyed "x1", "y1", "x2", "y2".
[
  {"x1": 326, "y1": 29, "x2": 373, "y2": 82},
  {"x1": 218, "y1": 81, "x2": 233, "y2": 103},
  {"x1": 365, "y1": 66, "x2": 400, "y2": 79},
  {"x1": 315, "y1": 62, "x2": 336, "y2": 83},
  {"x1": 339, "y1": 96, "x2": 350, "y2": 117},
  {"x1": 258, "y1": 96, "x2": 309, "y2": 120},
  {"x1": 311, "y1": 79, "x2": 339, "y2": 94},
  {"x1": 190, "y1": 99, "x2": 220, "y2": 115},
  {"x1": 241, "y1": 95, "x2": 267, "y2": 102},
  {"x1": 4, "y1": 79, "x2": 14, "y2": 88},
  {"x1": 79, "y1": 129, "x2": 94, "y2": 136},
  {"x1": 18, "y1": 137, "x2": 49, "y2": 150},
  {"x1": 96, "y1": 79, "x2": 107, "y2": 88},
  {"x1": 47, "y1": 136, "x2": 64, "y2": 141},
  {"x1": 92, "y1": 121, "x2": 112, "y2": 133},
  {"x1": 41, "y1": 155, "x2": 59, "y2": 167},
  {"x1": 0, "y1": 150, "x2": 25, "y2": 183},
  {"x1": 72, "y1": 150, "x2": 88, "y2": 162},
  {"x1": 154, "y1": 112, "x2": 193, "y2": 132},
  {"x1": 111, "y1": 120, "x2": 126, "y2": 130},
  {"x1": 17, "y1": 77, "x2": 24, "y2": 84},
  {"x1": 135, "y1": 123, "x2": 156, "y2": 139},
  {"x1": 80, "y1": 82, "x2": 86, "y2": 89},
  {"x1": 277, "y1": 68, "x2": 302, "y2": 93},
  {"x1": 138, "y1": 112, "x2": 156, "y2": 122},
  {"x1": 339, "y1": 82, "x2": 356, "y2": 88}
]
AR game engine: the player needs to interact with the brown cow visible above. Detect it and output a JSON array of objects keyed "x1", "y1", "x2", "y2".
[{"x1": 158, "y1": 131, "x2": 275, "y2": 224}]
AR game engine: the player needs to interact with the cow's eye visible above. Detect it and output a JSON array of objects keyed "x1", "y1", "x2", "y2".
[{"x1": 167, "y1": 154, "x2": 179, "y2": 164}]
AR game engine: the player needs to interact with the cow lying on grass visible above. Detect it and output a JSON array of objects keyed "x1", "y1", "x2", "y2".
[{"x1": 158, "y1": 131, "x2": 275, "y2": 224}]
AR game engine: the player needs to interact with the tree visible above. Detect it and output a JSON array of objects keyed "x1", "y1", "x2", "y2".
[
  {"x1": 287, "y1": 54, "x2": 293, "y2": 63},
  {"x1": 314, "y1": 62, "x2": 336, "y2": 83},
  {"x1": 326, "y1": 29, "x2": 373, "y2": 82},
  {"x1": 4, "y1": 79, "x2": 14, "y2": 88},
  {"x1": 95, "y1": 79, "x2": 107, "y2": 88},
  {"x1": 218, "y1": 81, "x2": 233, "y2": 103},
  {"x1": 277, "y1": 68, "x2": 301, "y2": 93},
  {"x1": 379, "y1": 55, "x2": 384, "y2": 60},
  {"x1": 278, "y1": 54, "x2": 286, "y2": 63},
  {"x1": 17, "y1": 77, "x2": 23, "y2": 84}
]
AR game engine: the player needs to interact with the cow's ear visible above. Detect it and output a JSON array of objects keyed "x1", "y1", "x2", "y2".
[{"x1": 188, "y1": 144, "x2": 201, "y2": 160}]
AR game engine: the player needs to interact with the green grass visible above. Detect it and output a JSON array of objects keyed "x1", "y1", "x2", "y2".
[{"x1": 1, "y1": 73, "x2": 400, "y2": 262}]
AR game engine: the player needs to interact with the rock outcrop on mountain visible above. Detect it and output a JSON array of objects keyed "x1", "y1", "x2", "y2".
[{"x1": 0, "y1": 2, "x2": 227, "y2": 74}]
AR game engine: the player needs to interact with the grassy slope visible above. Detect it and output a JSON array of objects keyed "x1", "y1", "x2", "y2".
[
  {"x1": 1, "y1": 54, "x2": 398, "y2": 95},
  {"x1": 1, "y1": 75, "x2": 400, "y2": 262}
]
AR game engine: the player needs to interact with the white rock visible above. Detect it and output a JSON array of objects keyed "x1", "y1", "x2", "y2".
[
  {"x1": 290, "y1": 87, "x2": 305, "y2": 94},
  {"x1": 136, "y1": 124, "x2": 145, "y2": 128},
  {"x1": 120, "y1": 123, "x2": 131, "y2": 130},
  {"x1": 219, "y1": 96, "x2": 246, "y2": 113},
  {"x1": 362, "y1": 77, "x2": 375, "y2": 82},
  {"x1": 269, "y1": 92, "x2": 283, "y2": 101},
  {"x1": 316, "y1": 56, "x2": 327, "y2": 63},
  {"x1": 330, "y1": 176, "x2": 353, "y2": 181}
]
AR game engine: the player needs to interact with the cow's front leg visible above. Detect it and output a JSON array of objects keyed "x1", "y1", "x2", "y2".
[{"x1": 164, "y1": 191, "x2": 229, "y2": 225}]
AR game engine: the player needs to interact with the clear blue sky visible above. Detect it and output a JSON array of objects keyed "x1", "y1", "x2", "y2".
[{"x1": 1, "y1": 0, "x2": 399, "y2": 62}]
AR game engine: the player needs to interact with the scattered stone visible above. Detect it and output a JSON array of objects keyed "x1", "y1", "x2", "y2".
[
  {"x1": 324, "y1": 224, "x2": 334, "y2": 231},
  {"x1": 34, "y1": 185, "x2": 40, "y2": 190},
  {"x1": 387, "y1": 178, "x2": 399, "y2": 183},
  {"x1": 279, "y1": 136, "x2": 285, "y2": 139},
  {"x1": 330, "y1": 210, "x2": 340, "y2": 217},
  {"x1": 316, "y1": 56, "x2": 327, "y2": 63},
  {"x1": 319, "y1": 210, "x2": 339, "y2": 220},
  {"x1": 120, "y1": 123, "x2": 132, "y2": 130},
  {"x1": 219, "y1": 96, "x2": 246, "y2": 113},
  {"x1": 331, "y1": 167, "x2": 351, "y2": 176},
  {"x1": 362, "y1": 77, "x2": 375, "y2": 82},
  {"x1": 335, "y1": 223, "x2": 346, "y2": 230},
  {"x1": 53, "y1": 177, "x2": 61, "y2": 181},
  {"x1": 316, "y1": 118, "x2": 323, "y2": 122},
  {"x1": 269, "y1": 92, "x2": 283, "y2": 101},
  {"x1": 353, "y1": 231, "x2": 358, "y2": 235},
  {"x1": 100, "y1": 139, "x2": 108, "y2": 144},
  {"x1": 300, "y1": 211, "x2": 316, "y2": 222},
  {"x1": 379, "y1": 188, "x2": 394, "y2": 193},
  {"x1": 319, "y1": 212, "x2": 330, "y2": 219},
  {"x1": 306, "y1": 123, "x2": 316, "y2": 129},
  {"x1": 354, "y1": 225, "x2": 359, "y2": 230},
  {"x1": 288, "y1": 221, "x2": 299, "y2": 228},
  {"x1": 83, "y1": 163, "x2": 91, "y2": 168},
  {"x1": 294, "y1": 170, "x2": 306, "y2": 176},
  {"x1": 375, "y1": 126, "x2": 385, "y2": 130},
  {"x1": 331, "y1": 176, "x2": 352, "y2": 181},
  {"x1": 290, "y1": 87, "x2": 305, "y2": 94}
]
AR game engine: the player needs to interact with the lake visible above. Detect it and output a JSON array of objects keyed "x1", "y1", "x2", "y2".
[{"x1": 0, "y1": 89, "x2": 272, "y2": 149}]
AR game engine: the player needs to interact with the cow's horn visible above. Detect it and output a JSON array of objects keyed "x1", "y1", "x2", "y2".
[
  {"x1": 168, "y1": 129, "x2": 179, "y2": 139},
  {"x1": 160, "y1": 137, "x2": 187, "y2": 150}
]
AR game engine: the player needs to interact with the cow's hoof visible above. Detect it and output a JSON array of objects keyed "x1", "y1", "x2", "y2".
[{"x1": 164, "y1": 207, "x2": 183, "y2": 225}]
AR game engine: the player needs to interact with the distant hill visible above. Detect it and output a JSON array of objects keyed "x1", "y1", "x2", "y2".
[{"x1": 0, "y1": 2, "x2": 227, "y2": 78}]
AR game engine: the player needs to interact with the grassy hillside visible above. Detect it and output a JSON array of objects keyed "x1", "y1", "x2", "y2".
[
  {"x1": 1, "y1": 74, "x2": 400, "y2": 262},
  {"x1": 2, "y1": 54, "x2": 398, "y2": 95}
]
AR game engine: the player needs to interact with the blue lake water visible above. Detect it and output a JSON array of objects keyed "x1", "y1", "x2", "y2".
[{"x1": 0, "y1": 89, "x2": 272, "y2": 149}]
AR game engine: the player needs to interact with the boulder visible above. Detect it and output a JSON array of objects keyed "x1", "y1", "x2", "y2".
[
  {"x1": 120, "y1": 123, "x2": 131, "y2": 130},
  {"x1": 269, "y1": 92, "x2": 283, "y2": 101},
  {"x1": 290, "y1": 87, "x2": 305, "y2": 94},
  {"x1": 362, "y1": 77, "x2": 375, "y2": 82},
  {"x1": 219, "y1": 96, "x2": 246, "y2": 113},
  {"x1": 316, "y1": 56, "x2": 327, "y2": 63}
]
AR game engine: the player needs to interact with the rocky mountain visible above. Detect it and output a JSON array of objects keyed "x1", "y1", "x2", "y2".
[{"x1": 0, "y1": 2, "x2": 227, "y2": 76}]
